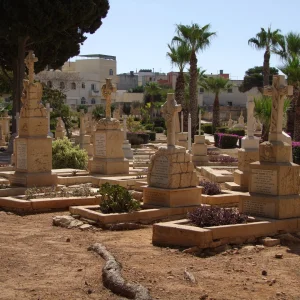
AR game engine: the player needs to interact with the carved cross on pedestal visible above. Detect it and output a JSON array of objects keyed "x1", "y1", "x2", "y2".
[
  {"x1": 263, "y1": 75, "x2": 293, "y2": 142},
  {"x1": 101, "y1": 78, "x2": 117, "y2": 119},
  {"x1": 161, "y1": 93, "x2": 182, "y2": 149},
  {"x1": 24, "y1": 50, "x2": 38, "y2": 84}
]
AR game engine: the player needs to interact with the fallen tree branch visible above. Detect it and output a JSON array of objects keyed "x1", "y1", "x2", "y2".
[{"x1": 88, "y1": 243, "x2": 152, "y2": 300}]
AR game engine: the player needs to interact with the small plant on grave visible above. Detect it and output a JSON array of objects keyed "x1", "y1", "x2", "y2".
[
  {"x1": 209, "y1": 156, "x2": 238, "y2": 163},
  {"x1": 199, "y1": 180, "x2": 222, "y2": 195},
  {"x1": 71, "y1": 184, "x2": 96, "y2": 197},
  {"x1": 25, "y1": 187, "x2": 42, "y2": 200},
  {"x1": 0, "y1": 184, "x2": 10, "y2": 189},
  {"x1": 71, "y1": 170, "x2": 79, "y2": 176},
  {"x1": 99, "y1": 183, "x2": 140, "y2": 214},
  {"x1": 187, "y1": 206, "x2": 248, "y2": 227}
]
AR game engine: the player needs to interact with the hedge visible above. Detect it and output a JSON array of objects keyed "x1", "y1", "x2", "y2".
[
  {"x1": 148, "y1": 131, "x2": 156, "y2": 141},
  {"x1": 127, "y1": 132, "x2": 149, "y2": 145},
  {"x1": 202, "y1": 123, "x2": 213, "y2": 134},
  {"x1": 216, "y1": 126, "x2": 229, "y2": 133},
  {"x1": 226, "y1": 128, "x2": 245, "y2": 136},
  {"x1": 154, "y1": 127, "x2": 164, "y2": 133},
  {"x1": 214, "y1": 133, "x2": 239, "y2": 149}
]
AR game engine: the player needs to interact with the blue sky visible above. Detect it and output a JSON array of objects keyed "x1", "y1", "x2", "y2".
[{"x1": 80, "y1": 0, "x2": 300, "y2": 79}]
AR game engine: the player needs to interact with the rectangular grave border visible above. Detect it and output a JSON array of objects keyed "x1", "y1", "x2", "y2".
[
  {"x1": 69, "y1": 205, "x2": 200, "y2": 225},
  {"x1": 0, "y1": 195, "x2": 100, "y2": 212},
  {"x1": 200, "y1": 190, "x2": 245, "y2": 207},
  {"x1": 152, "y1": 217, "x2": 300, "y2": 249}
]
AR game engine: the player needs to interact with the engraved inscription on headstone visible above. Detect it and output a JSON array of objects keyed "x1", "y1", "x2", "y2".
[
  {"x1": 251, "y1": 169, "x2": 277, "y2": 195},
  {"x1": 16, "y1": 140, "x2": 27, "y2": 170},
  {"x1": 150, "y1": 156, "x2": 169, "y2": 187},
  {"x1": 95, "y1": 133, "x2": 106, "y2": 156},
  {"x1": 144, "y1": 189, "x2": 168, "y2": 203},
  {"x1": 243, "y1": 199, "x2": 275, "y2": 217}
]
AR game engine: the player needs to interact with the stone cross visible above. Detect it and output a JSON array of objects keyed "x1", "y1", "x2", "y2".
[
  {"x1": 181, "y1": 111, "x2": 184, "y2": 133},
  {"x1": 198, "y1": 110, "x2": 201, "y2": 135},
  {"x1": 246, "y1": 96, "x2": 255, "y2": 138},
  {"x1": 123, "y1": 115, "x2": 128, "y2": 140},
  {"x1": 101, "y1": 78, "x2": 117, "y2": 119},
  {"x1": 80, "y1": 109, "x2": 86, "y2": 135},
  {"x1": 24, "y1": 50, "x2": 38, "y2": 84},
  {"x1": 15, "y1": 112, "x2": 20, "y2": 135},
  {"x1": 263, "y1": 75, "x2": 293, "y2": 142},
  {"x1": 46, "y1": 103, "x2": 53, "y2": 138},
  {"x1": 161, "y1": 93, "x2": 182, "y2": 148}
]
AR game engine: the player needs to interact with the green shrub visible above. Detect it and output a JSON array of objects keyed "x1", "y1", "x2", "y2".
[
  {"x1": 127, "y1": 133, "x2": 149, "y2": 145},
  {"x1": 215, "y1": 126, "x2": 228, "y2": 133},
  {"x1": 52, "y1": 137, "x2": 88, "y2": 169},
  {"x1": 202, "y1": 123, "x2": 213, "y2": 134},
  {"x1": 226, "y1": 128, "x2": 245, "y2": 136},
  {"x1": 99, "y1": 183, "x2": 140, "y2": 214},
  {"x1": 145, "y1": 123, "x2": 154, "y2": 130},
  {"x1": 154, "y1": 126, "x2": 164, "y2": 133},
  {"x1": 214, "y1": 133, "x2": 239, "y2": 149},
  {"x1": 153, "y1": 117, "x2": 166, "y2": 129},
  {"x1": 148, "y1": 132, "x2": 156, "y2": 141}
]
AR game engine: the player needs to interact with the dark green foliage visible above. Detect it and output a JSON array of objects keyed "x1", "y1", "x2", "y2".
[
  {"x1": 148, "y1": 132, "x2": 156, "y2": 141},
  {"x1": 77, "y1": 104, "x2": 88, "y2": 113},
  {"x1": 127, "y1": 133, "x2": 149, "y2": 145},
  {"x1": 215, "y1": 126, "x2": 228, "y2": 133},
  {"x1": 92, "y1": 105, "x2": 105, "y2": 121},
  {"x1": 153, "y1": 117, "x2": 166, "y2": 129},
  {"x1": 214, "y1": 133, "x2": 239, "y2": 149},
  {"x1": 145, "y1": 124, "x2": 154, "y2": 130},
  {"x1": 199, "y1": 180, "x2": 221, "y2": 195},
  {"x1": 202, "y1": 123, "x2": 213, "y2": 134},
  {"x1": 52, "y1": 137, "x2": 88, "y2": 169},
  {"x1": 292, "y1": 142, "x2": 300, "y2": 164},
  {"x1": 128, "y1": 86, "x2": 144, "y2": 93},
  {"x1": 154, "y1": 127, "x2": 164, "y2": 133},
  {"x1": 123, "y1": 103, "x2": 131, "y2": 115},
  {"x1": 99, "y1": 183, "x2": 140, "y2": 214},
  {"x1": 0, "y1": 0, "x2": 110, "y2": 132},
  {"x1": 238, "y1": 66, "x2": 279, "y2": 93},
  {"x1": 188, "y1": 206, "x2": 248, "y2": 228},
  {"x1": 226, "y1": 128, "x2": 245, "y2": 136}
]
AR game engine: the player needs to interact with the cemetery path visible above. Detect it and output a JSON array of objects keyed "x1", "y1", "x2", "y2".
[{"x1": 1, "y1": 211, "x2": 300, "y2": 300}]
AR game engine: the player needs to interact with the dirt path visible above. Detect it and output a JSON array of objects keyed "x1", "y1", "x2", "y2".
[{"x1": 1, "y1": 211, "x2": 300, "y2": 300}]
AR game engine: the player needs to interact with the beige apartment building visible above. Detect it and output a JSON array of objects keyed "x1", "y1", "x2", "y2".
[{"x1": 36, "y1": 54, "x2": 118, "y2": 108}]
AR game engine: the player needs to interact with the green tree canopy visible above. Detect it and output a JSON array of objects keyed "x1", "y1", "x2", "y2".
[
  {"x1": 239, "y1": 66, "x2": 279, "y2": 93},
  {"x1": 0, "y1": 0, "x2": 109, "y2": 131}
]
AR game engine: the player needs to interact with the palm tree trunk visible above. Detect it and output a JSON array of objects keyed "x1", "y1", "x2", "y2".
[
  {"x1": 262, "y1": 123, "x2": 269, "y2": 141},
  {"x1": 293, "y1": 89, "x2": 300, "y2": 141},
  {"x1": 286, "y1": 91, "x2": 297, "y2": 138},
  {"x1": 212, "y1": 93, "x2": 220, "y2": 131},
  {"x1": 263, "y1": 50, "x2": 270, "y2": 86},
  {"x1": 150, "y1": 95, "x2": 154, "y2": 121},
  {"x1": 189, "y1": 50, "x2": 198, "y2": 137},
  {"x1": 175, "y1": 71, "x2": 185, "y2": 105}
]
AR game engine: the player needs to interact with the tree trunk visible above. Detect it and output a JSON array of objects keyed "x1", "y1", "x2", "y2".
[
  {"x1": 293, "y1": 89, "x2": 300, "y2": 141},
  {"x1": 189, "y1": 50, "x2": 198, "y2": 137},
  {"x1": 175, "y1": 71, "x2": 188, "y2": 131},
  {"x1": 261, "y1": 123, "x2": 269, "y2": 141},
  {"x1": 286, "y1": 90, "x2": 297, "y2": 138},
  {"x1": 212, "y1": 93, "x2": 220, "y2": 131},
  {"x1": 263, "y1": 50, "x2": 270, "y2": 87},
  {"x1": 149, "y1": 96, "x2": 154, "y2": 121},
  {"x1": 12, "y1": 36, "x2": 28, "y2": 133}
]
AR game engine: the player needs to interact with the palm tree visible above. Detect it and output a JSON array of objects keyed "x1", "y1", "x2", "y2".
[
  {"x1": 172, "y1": 23, "x2": 216, "y2": 136},
  {"x1": 248, "y1": 27, "x2": 284, "y2": 86},
  {"x1": 275, "y1": 32, "x2": 300, "y2": 140},
  {"x1": 166, "y1": 42, "x2": 190, "y2": 106},
  {"x1": 144, "y1": 82, "x2": 161, "y2": 120},
  {"x1": 200, "y1": 76, "x2": 233, "y2": 131},
  {"x1": 279, "y1": 56, "x2": 300, "y2": 141},
  {"x1": 254, "y1": 96, "x2": 290, "y2": 141}
]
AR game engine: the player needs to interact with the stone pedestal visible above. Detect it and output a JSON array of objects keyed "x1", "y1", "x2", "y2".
[
  {"x1": 88, "y1": 118, "x2": 129, "y2": 175},
  {"x1": 122, "y1": 140, "x2": 133, "y2": 159},
  {"x1": 176, "y1": 132, "x2": 188, "y2": 149},
  {"x1": 192, "y1": 135, "x2": 208, "y2": 166},
  {"x1": 55, "y1": 118, "x2": 65, "y2": 139},
  {"x1": 80, "y1": 134, "x2": 93, "y2": 156},
  {"x1": 143, "y1": 146, "x2": 201, "y2": 207},
  {"x1": 240, "y1": 141, "x2": 300, "y2": 219}
]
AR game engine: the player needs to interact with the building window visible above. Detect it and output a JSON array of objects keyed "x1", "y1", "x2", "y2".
[
  {"x1": 227, "y1": 88, "x2": 233, "y2": 93},
  {"x1": 199, "y1": 88, "x2": 204, "y2": 93},
  {"x1": 227, "y1": 101, "x2": 233, "y2": 106},
  {"x1": 60, "y1": 82, "x2": 65, "y2": 90},
  {"x1": 71, "y1": 82, "x2": 76, "y2": 90},
  {"x1": 81, "y1": 97, "x2": 86, "y2": 104},
  {"x1": 91, "y1": 83, "x2": 95, "y2": 91},
  {"x1": 109, "y1": 69, "x2": 113, "y2": 76},
  {"x1": 91, "y1": 98, "x2": 96, "y2": 105},
  {"x1": 47, "y1": 81, "x2": 52, "y2": 88},
  {"x1": 82, "y1": 82, "x2": 85, "y2": 89}
]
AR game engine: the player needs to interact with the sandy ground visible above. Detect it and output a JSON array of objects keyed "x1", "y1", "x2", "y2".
[{"x1": 1, "y1": 211, "x2": 300, "y2": 300}]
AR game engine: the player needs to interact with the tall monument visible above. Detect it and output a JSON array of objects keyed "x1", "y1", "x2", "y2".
[
  {"x1": 88, "y1": 78, "x2": 129, "y2": 174},
  {"x1": 143, "y1": 93, "x2": 201, "y2": 207},
  {"x1": 240, "y1": 75, "x2": 300, "y2": 219},
  {"x1": 10, "y1": 51, "x2": 57, "y2": 187}
]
